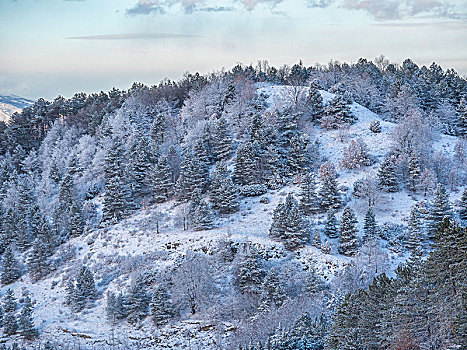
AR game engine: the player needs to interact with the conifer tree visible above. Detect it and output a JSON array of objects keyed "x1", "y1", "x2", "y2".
[
  {"x1": 27, "y1": 236, "x2": 50, "y2": 282},
  {"x1": 322, "y1": 95, "x2": 356, "y2": 129},
  {"x1": 259, "y1": 268, "x2": 286, "y2": 312},
  {"x1": 210, "y1": 163, "x2": 228, "y2": 210},
  {"x1": 234, "y1": 141, "x2": 258, "y2": 185},
  {"x1": 378, "y1": 154, "x2": 399, "y2": 192},
  {"x1": 150, "y1": 285, "x2": 175, "y2": 326},
  {"x1": 321, "y1": 239, "x2": 331, "y2": 254},
  {"x1": 289, "y1": 134, "x2": 309, "y2": 175},
  {"x1": 103, "y1": 137, "x2": 127, "y2": 224},
  {"x1": 299, "y1": 173, "x2": 320, "y2": 215},
  {"x1": 3, "y1": 288, "x2": 18, "y2": 335},
  {"x1": 72, "y1": 266, "x2": 97, "y2": 312},
  {"x1": 408, "y1": 152, "x2": 421, "y2": 192},
  {"x1": 192, "y1": 139, "x2": 210, "y2": 192},
  {"x1": 249, "y1": 113, "x2": 264, "y2": 144},
  {"x1": 115, "y1": 293, "x2": 128, "y2": 320},
  {"x1": 18, "y1": 294, "x2": 38, "y2": 339},
  {"x1": 217, "y1": 177, "x2": 239, "y2": 214},
  {"x1": 318, "y1": 162, "x2": 341, "y2": 211},
  {"x1": 1, "y1": 247, "x2": 21, "y2": 285},
  {"x1": 307, "y1": 82, "x2": 324, "y2": 121},
  {"x1": 106, "y1": 292, "x2": 117, "y2": 324},
  {"x1": 363, "y1": 207, "x2": 377, "y2": 241},
  {"x1": 192, "y1": 199, "x2": 214, "y2": 231},
  {"x1": 427, "y1": 183, "x2": 451, "y2": 236},
  {"x1": 212, "y1": 117, "x2": 232, "y2": 161},
  {"x1": 236, "y1": 247, "x2": 266, "y2": 295},
  {"x1": 338, "y1": 206, "x2": 359, "y2": 256},
  {"x1": 127, "y1": 275, "x2": 149, "y2": 325},
  {"x1": 324, "y1": 210, "x2": 339, "y2": 238},
  {"x1": 152, "y1": 156, "x2": 174, "y2": 203},
  {"x1": 459, "y1": 187, "x2": 467, "y2": 221},
  {"x1": 312, "y1": 230, "x2": 321, "y2": 249},
  {"x1": 151, "y1": 113, "x2": 167, "y2": 145},
  {"x1": 129, "y1": 136, "x2": 151, "y2": 200},
  {"x1": 406, "y1": 206, "x2": 423, "y2": 252},
  {"x1": 269, "y1": 194, "x2": 309, "y2": 250}
]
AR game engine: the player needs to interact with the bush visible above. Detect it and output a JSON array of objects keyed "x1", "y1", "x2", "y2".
[
  {"x1": 240, "y1": 184, "x2": 268, "y2": 197},
  {"x1": 369, "y1": 120, "x2": 382, "y2": 133}
]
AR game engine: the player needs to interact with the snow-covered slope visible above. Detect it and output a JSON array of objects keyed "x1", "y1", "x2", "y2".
[
  {"x1": 0, "y1": 94, "x2": 34, "y2": 122},
  {"x1": 1, "y1": 85, "x2": 463, "y2": 348}
]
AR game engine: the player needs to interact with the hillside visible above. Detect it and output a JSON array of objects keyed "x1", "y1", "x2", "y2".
[
  {"x1": 0, "y1": 94, "x2": 34, "y2": 122},
  {"x1": 0, "y1": 60, "x2": 466, "y2": 350}
]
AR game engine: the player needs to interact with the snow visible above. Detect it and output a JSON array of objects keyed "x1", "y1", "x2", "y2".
[{"x1": 1, "y1": 84, "x2": 463, "y2": 348}]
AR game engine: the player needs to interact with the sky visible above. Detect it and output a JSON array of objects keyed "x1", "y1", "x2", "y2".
[{"x1": 0, "y1": 0, "x2": 466, "y2": 100}]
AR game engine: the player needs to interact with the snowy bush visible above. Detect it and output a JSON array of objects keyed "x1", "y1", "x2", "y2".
[
  {"x1": 369, "y1": 120, "x2": 381, "y2": 133},
  {"x1": 340, "y1": 138, "x2": 373, "y2": 169},
  {"x1": 240, "y1": 184, "x2": 268, "y2": 197}
]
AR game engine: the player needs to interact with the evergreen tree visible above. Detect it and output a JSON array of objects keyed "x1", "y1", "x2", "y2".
[
  {"x1": 3, "y1": 288, "x2": 18, "y2": 336},
  {"x1": 322, "y1": 95, "x2": 356, "y2": 129},
  {"x1": 152, "y1": 156, "x2": 174, "y2": 203},
  {"x1": 103, "y1": 137, "x2": 127, "y2": 224},
  {"x1": 378, "y1": 154, "x2": 399, "y2": 192},
  {"x1": 150, "y1": 285, "x2": 175, "y2": 326},
  {"x1": 408, "y1": 152, "x2": 421, "y2": 192},
  {"x1": 129, "y1": 136, "x2": 151, "y2": 200},
  {"x1": 338, "y1": 206, "x2": 359, "y2": 256},
  {"x1": 1, "y1": 247, "x2": 21, "y2": 285},
  {"x1": 217, "y1": 177, "x2": 239, "y2": 214},
  {"x1": 212, "y1": 117, "x2": 232, "y2": 161},
  {"x1": 236, "y1": 248, "x2": 266, "y2": 295},
  {"x1": 362, "y1": 206, "x2": 377, "y2": 241},
  {"x1": 115, "y1": 293, "x2": 128, "y2": 320},
  {"x1": 72, "y1": 266, "x2": 97, "y2": 312},
  {"x1": 105, "y1": 292, "x2": 117, "y2": 324},
  {"x1": 18, "y1": 294, "x2": 38, "y2": 340},
  {"x1": 249, "y1": 113, "x2": 264, "y2": 144},
  {"x1": 27, "y1": 236, "x2": 50, "y2": 282},
  {"x1": 192, "y1": 198, "x2": 214, "y2": 231},
  {"x1": 289, "y1": 134, "x2": 309, "y2": 175},
  {"x1": 459, "y1": 187, "x2": 467, "y2": 221},
  {"x1": 259, "y1": 268, "x2": 286, "y2": 311},
  {"x1": 323, "y1": 210, "x2": 339, "y2": 238},
  {"x1": 150, "y1": 113, "x2": 167, "y2": 145},
  {"x1": 307, "y1": 82, "x2": 324, "y2": 121},
  {"x1": 192, "y1": 139, "x2": 210, "y2": 191},
  {"x1": 427, "y1": 183, "x2": 451, "y2": 236},
  {"x1": 269, "y1": 194, "x2": 309, "y2": 250},
  {"x1": 69, "y1": 201, "x2": 84, "y2": 238},
  {"x1": 234, "y1": 141, "x2": 259, "y2": 185},
  {"x1": 127, "y1": 275, "x2": 149, "y2": 325},
  {"x1": 312, "y1": 230, "x2": 321, "y2": 249},
  {"x1": 319, "y1": 173, "x2": 341, "y2": 211},
  {"x1": 299, "y1": 173, "x2": 320, "y2": 215},
  {"x1": 210, "y1": 163, "x2": 228, "y2": 210},
  {"x1": 406, "y1": 206, "x2": 423, "y2": 252}
]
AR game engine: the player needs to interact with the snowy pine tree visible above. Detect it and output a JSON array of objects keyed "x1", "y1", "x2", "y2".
[
  {"x1": 312, "y1": 230, "x2": 321, "y2": 249},
  {"x1": 217, "y1": 177, "x2": 239, "y2": 214},
  {"x1": 127, "y1": 275, "x2": 150, "y2": 325},
  {"x1": 408, "y1": 152, "x2": 421, "y2": 192},
  {"x1": 406, "y1": 206, "x2": 423, "y2": 252},
  {"x1": 18, "y1": 294, "x2": 38, "y2": 340},
  {"x1": 363, "y1": 206, "x2": 377, "y2": 241},
  {"x1": 299, "y1": 173, "x2": 320, "y2": 215},
  {"x1": 152, "y1": 156, "x2": 174, "y2": 203},
  {"x1": 150, "y1": 285, "x2": 175, "y2": 326},
  {"x1": 318, "y1": 162, "x2": 341, "y2": 211},
  {"x1": 427, "y1": 183, "x2": 451, "y2": 236},
  {"x1": 378, "y1": 154, "x2": 399, "y2": 192},
  {"x1": 270, "y1": 194, "x2": 309, "y2": 250},
  {"x1": 259, "y1": 268, "x2": 286, "y2": 312},
  {"x1": 324, "y1": 210, "x2": 339, "y2": 239},
  {"x1": 234, "y1": 141, "x2": 259, "y2": 186},
  {"x1": 236, "y1": 247, "x2": 266, "y2": 295},
  {"x1": 3, "y1": 288, "x2": 18, "y2": 335},
  {"x1": 192, "y1": 198, "x2": 214, "y2": 231},
  {"x1": 338, "y1": 206, "x2": 359, "y2": 256},
  {"x1": 72, "y1": 265, "x2": 97, "y2": 312},
  {"x1": 212, "y1": 117, "x2": 232, "y2": 161},
  {"x1": 307, "y1": 82, "x2": 324, "y2": 121},
  {"x1": 1, "y1": 247, "x2": 21, "y2": 285},
  {"x1": 321, "y1": 95, "x2": 356, "y2": 129}
]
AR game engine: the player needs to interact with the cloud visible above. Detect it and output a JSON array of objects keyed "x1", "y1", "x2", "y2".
[
  {"x1": 197, "y1": 6, "x2": 235, "y2": 12},
  {"x1": 341, "y1": 0, "x2": 459, "y2": 20},
  {"x1": 126, "y1": 0, "x2": 166, "y2": 15},
  {"x1": 306, "y1": 0, "x2": 333, "y2": 8},
  {"x1": 66, "y1": 33, "x2": 197, "y2": 40},
  {"x1": 240, "y1": 0, "x2": 284, "y2": 11}
]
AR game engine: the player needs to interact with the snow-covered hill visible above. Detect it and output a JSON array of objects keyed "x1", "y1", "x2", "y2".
[
  {"x1": 0, "y1": 94, "x2": 34, "y2": 122},
  {"x1": 1, "y1": 84, "x2": 464, "y2": 349}
]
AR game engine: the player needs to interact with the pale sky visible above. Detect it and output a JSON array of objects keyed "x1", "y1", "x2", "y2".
[{"x1": 1, "y1": 0, "x2": 466, "y2": 100}]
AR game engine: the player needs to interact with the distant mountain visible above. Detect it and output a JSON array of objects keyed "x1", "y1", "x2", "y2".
[{"x1": 0, "y1": 94, "x2": 34, "y2": 121}]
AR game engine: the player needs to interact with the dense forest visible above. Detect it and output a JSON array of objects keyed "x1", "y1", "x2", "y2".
[{"x1": 0, "y1": 57, "x2": 466, "y2": 349}]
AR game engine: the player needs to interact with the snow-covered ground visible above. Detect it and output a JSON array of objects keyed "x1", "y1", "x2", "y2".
[{"x1": 1, "y1": 85, "x2": 463, "y2": 348}]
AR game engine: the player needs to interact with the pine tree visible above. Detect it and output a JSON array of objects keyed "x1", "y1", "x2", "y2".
[
  {"x1": 69, "y1": 201, "x2": 84, "y2": 238},
  {"x1": 150, "y1": 113, "x2": 167, "y2": 145},
  {"x1": 269, "y1": 194, "x2": 309, "y2": 250},
  {"x1": 152, "y1": 156, "x2": 174, "y2": 203},
  {"x1": 127, "y1": 275, "x2": 149, "y2": 325},
  {"x1": 408, "y1": 152, "x2": 421, "y2": 192},
  {"x1": 338, "y1": 206, "x2": 359, "y2": 256},
  {"x1": 18, "y1": 294, "x2": 38, "y2": 339},
  {"x1": 115, "y1": 293, "x2": 128, "y2": 320},
  {"x1": 150, "y1": 285, "x2": 175, "y2": 326},
  {"x1": 27, "y1": 236, "x2": 50, "y2": 282},
  {"x1": 210, "y1": 163, "x2": 228, "y2": 210},
  {"x1": 249, "y1": 113, "x2": 264, "y2": 144},
  {"x1": 106, "y1": 292, "x2": 117, "y2": 324},
  {"x1": 378, "y1": 154, "x2": 399, "y2": 192},
  {"x1": 103, "y1": 137, "x2": 127, "y2": 224},
  {"x1": 299, "y1": 173, "x2": 320, "y2": 215},
  {"x1": 322, "y1": 95, "x2": 356, "y2": 129},
  {"x1": 323, "y1": 210, "x2": 339, "y2": 238},
  {"x1": 307, "y1": 82, "x2": 324, "y2": 121},
  {"x1": 427, "y1": 183, "x2": 451, "y2": 236},
  {"x1": 236, "y1": 248, "x2": 266, "y2": 295},
  {"x1": 362, "y1": 207, "x2": 377, "y2": 241},
  {"x1": 321, "y1": 239, "x2": 331, "y2": 254},
  {"x1": 72, "y1": 266, "x2": 97, "y2": 312},
  {"x1": 1, "y1": 247, "x2": 21, "y2": 285},
  {"x1": 3, "y1": 288, "x2": 18, "y2": 335},
  {"x1": 289, "y1": 134, "x2": 309, "y2": 175},
  {"x1": 192, "y1": 139, "x2": 210, "y2": 192},
  {"x1": 459, "y1": 187, "x2": 467, "y2": 221},
  {"x1": 312, "y1": 230, "x2": 321, "y2": 249},
  {"x1": 259, "y1": 268, "x2": 286, "y2": 312},
  {"x1": 217, "y1": 177, "x2": 239, "y2": 214},
  {"x1": 129, "y1": 136, "x2": 150, "y2": 200},
  {"x1": 212, "y1": 117, "x2": 232, "y2": 161},
  {"x1": 234, "y1": 141, "x2": 258, "y2": 186},
  {"x1": 319, "y1": 175, "x2": 341, "y2": 211},
  {"x1": 406, "y1": 206, "x2": 423, "y2": 252},
  {"x1": 192, "y1": 199, "x2": 214, "y2": 231}
]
